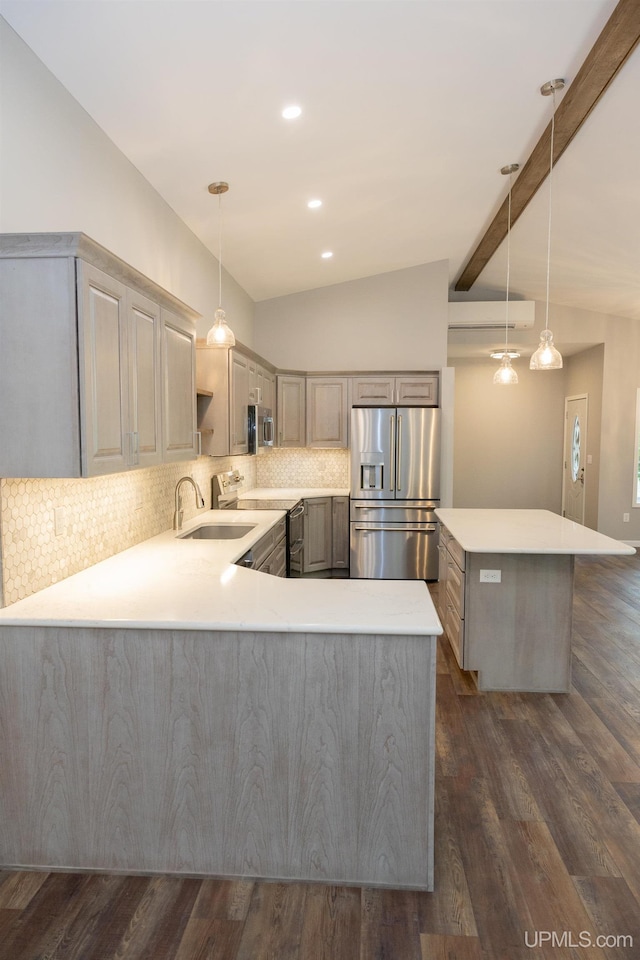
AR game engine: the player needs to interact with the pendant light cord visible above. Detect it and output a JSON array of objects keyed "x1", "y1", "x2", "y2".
[
  {"x1": 218, "y1": 192, "x2": 223, "y2": 311},
  {"x1": 544, "y1": 86, "x2": 556, "y2": 334},
  {"x1": 504, "y1": 167, "x2": 513, "y2": 351}
]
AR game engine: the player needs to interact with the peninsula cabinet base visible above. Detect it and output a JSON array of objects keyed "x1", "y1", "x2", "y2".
[{"x1": 0, "y1": 627, "x2": 435, "y2": 891}]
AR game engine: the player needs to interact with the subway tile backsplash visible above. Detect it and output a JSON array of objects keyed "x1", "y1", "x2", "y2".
[{"x1": 0, "y1": 448, "x2": 349, "y2": 605}]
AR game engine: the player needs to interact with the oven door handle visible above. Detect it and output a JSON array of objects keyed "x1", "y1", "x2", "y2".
[
  {"x1": 289, "y1": 504, "x2": 305, "y2": 519},
  {"x1": 353, "y1": 524, "x2": 438, "y2": 533}
]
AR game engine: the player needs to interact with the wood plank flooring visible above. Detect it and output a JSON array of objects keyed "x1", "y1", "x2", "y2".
[{"x1": 0, "y1": 552, "x2": 638, "y2": 960}]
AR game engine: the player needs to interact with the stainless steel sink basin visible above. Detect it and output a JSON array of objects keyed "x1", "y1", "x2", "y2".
[{"x1": 179, "y1": 523, "x2": 256, "y2": 540}]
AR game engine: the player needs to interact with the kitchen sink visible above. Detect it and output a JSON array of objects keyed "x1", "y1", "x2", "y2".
[{"x1": 179, "y1": 523, "x2": 256, "y2": 540}]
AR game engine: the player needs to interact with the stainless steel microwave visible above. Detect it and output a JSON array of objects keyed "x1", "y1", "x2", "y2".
[{"x1": 248, "y1": 404, "x2": 274, "y2": 454}]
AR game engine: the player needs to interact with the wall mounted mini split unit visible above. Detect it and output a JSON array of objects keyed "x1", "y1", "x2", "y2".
[{"x1": 448, "y1": 301, "x2": 535, "y2": 330}]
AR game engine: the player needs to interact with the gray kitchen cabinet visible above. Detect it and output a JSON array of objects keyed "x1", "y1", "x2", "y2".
[
  {"x1": 197, "y1": 345, "x2": 277, "y2": 456},
  {"x1": 0, "y1": 233, "x2": 197, "y2": 478},
  {"x1": 237, "y1": 517, "x2": 287, "y2": 577},
  {"x1": 196, "y1": 346, "x2": 249, "y2": 456},
  {"x1": 230, "y1": 349, "x2": 250, "y2": 455},
  {"x1": 277, "y1": 375, "x2": 306, "y2": 447},
  {"x1": 250, "y1": 361, "x2": 276, "y2": 410},
  {"x1": 306, "y1": 377, "x2": 350, "y2": 448},
  {"x1": 161, "y1": 309, "x2": 199, "y2": 462},
  {"x1": 303, "y1": 497, "x2": 333, "y2": 573},
  {"x1": 331, "y1": 496, "x2": 350, "y2": 570},
  {"x1": 439, "y1": 525, "x2": 466, "y2": 669},
  {"x1": 352, "y1": 374, "x2": 439, "y2": 406}
]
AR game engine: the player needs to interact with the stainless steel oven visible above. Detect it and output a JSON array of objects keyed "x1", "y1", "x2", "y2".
[{"x1": 213, "y1": 470, "x2": 304, "y2": 577}]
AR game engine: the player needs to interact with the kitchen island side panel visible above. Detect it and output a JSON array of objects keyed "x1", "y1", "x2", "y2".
[{"x1": 0, "y1": 626, "x2": 435, "y2": 890}]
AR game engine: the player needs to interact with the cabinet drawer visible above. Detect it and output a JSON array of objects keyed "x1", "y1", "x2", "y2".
[
  {"x1": 445, "y1": 555, "x2": 465, "y2": 617},
  {"x1": 444, "y1": 604, "x2": 464, "y2": 668},
  {"x1": 447, "y1": 536, "x2": 466, "y2": 572},
  {"x1": 259, "y1": 536, "x2": 287, "y2": 577}
]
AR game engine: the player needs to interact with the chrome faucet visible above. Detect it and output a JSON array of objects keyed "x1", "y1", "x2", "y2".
[{"x1": 173, "y1": 476, "x2": 205, "y2": 531}]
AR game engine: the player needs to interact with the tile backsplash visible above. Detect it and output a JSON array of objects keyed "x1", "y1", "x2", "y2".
[
  {"x1": 256, "y1": 448, "x2": 349, "y2": 488},
  {"x1": 0, "y1": 448, "x2": 349, "y2": 606}
]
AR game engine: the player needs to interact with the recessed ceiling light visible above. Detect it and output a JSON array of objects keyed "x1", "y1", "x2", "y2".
[
  {"x1": 282, "y1": 105, "x2": 302, "y2": 120},
  {"x1": 307, "y1": 199, "x2": 322, "y2": 209},
  {"x1": 321, "y1": 251, "x2": 333, "y2": 259}
]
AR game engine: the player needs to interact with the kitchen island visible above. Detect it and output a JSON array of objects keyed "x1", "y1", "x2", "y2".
[
  {"x1": 0, "y1": 510, "x2": 440, "y2": 890},
  {"x1": 435, "y1": 508, "x2": 635, "y2": 692}
]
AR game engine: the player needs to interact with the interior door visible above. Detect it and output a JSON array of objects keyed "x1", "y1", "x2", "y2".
[{"x1": 563, "y1": 395, "x2": 588, "y2": 524}]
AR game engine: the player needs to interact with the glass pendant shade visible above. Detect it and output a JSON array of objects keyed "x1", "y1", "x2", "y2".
[
  {"x1": 493, "y1": 354, "x2": 519, "y2": 385},
  {"x1": 206, "y1": 307, "x2": 235, "y2": 347},
  {"x1": 529, "y1": 329, "x2": 563, "y2": 370}
]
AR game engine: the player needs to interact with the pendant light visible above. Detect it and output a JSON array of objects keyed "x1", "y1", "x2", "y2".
[
  {"x1": 493, "y1": 163, "x2": 520, "y2": 385},
  {"x1": 530, "y1": 79, "x2": 564, "y2": 371},
  {"x1": 206, "y1": 181, "x2": 236, "y2": 348}
]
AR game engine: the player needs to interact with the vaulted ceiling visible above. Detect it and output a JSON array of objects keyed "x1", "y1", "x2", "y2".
[{"x1": 1, "y1": 0, "x2": 638, "y2": 324}]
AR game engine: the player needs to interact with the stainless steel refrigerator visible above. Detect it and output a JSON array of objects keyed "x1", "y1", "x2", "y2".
[{"x1": 350, "y1": 406, "x2": 440, "y2": 579}]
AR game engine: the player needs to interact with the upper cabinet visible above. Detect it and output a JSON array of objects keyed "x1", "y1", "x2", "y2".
[
  {"x1": 352, "y1": 374, "x2": 439, "y2": 406},
  {"x1": 0, "y1": 233, "x2": 199, "y2": 478},
  {"x1": 306, "y1": 377, "x2": 351, "y2": 448},
  {"x1": 161, "y1": 309, "x2": 198, "y2": 462},
  {"x1": 197, "y1": 344, "x2": 277, "y2": 456},
  {"x1": 277, "y1": 375, "x2": 306, "y2": 447}
]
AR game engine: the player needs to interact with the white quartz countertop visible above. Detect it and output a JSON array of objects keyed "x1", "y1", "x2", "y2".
[
  {"x1": 239, "y1": 487, "x2": 349, "y2": 499},
  {"x1": 436, "y1": 508, "x2": 636, "y2": 555},
  {"x1": 0, "y1": 508, "x2": 441, "y2": 635}
]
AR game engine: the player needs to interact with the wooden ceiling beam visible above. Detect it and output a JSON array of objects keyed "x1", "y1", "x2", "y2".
[{"x1": 454, "y1": 0, "x2": 640, "y2": 292}]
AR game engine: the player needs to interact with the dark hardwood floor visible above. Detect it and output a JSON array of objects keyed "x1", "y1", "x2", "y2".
[{"x1": 1, "y1": 553, "x2": 638, "y2": 960}]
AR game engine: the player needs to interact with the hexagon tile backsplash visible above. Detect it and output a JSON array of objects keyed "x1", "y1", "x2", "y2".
[
  {"x1": 0, "y1": 456, "x2": 255, "y2": 606},
  {"x1": 0, "y1": 448, "x2": 350, "y2": 606}
]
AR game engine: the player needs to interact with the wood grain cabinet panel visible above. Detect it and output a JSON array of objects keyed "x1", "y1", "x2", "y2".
[
  {"x1": 438, "y1": 522, "x2": 573, "y2": 692},
  {"x1": 277, "y1": 375, "x2": 306, "y2": 447},
  {"x1": 306, "y1": 377, "x2": 350, "y2": 448},
  {"x1": 0, "y1": 625, "x2": 436, "y2": 890},
  {"x1": 331, "y1": 497, "x2": 350, "y2": 570},
  {"x1": 0, "y1": 233, "x2": 198, "y2": 477}
]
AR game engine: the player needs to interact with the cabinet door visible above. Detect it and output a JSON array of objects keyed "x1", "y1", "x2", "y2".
[
  {"x1": 303, "y1": 498, "x2": 333, "y2": 573},
  {"x1": 396, "y1": 376, "x2": 439, "y2": 406},
  {"x1": 306, "y1": 377, "x2": 350, "y2": 448},
  {"x1": 79, "y1": 262, "x2": 130, "y2": 476},
  {"x1": 162, "y1": 310, "x2": 198, "y2": 462},
  {"x1": 351, "y1": 376, "x2": 395, "y2": 406},
  {"x1": 127, "y1": 290, "x2": 162, "y2": 468},
  {"x1": 277, "y1": 375, "x2": 306, "y2": 447},
  {"x1": 331, "y1": 497, "x2": 350, "y2": 569},
  {"x1": 262, "y1": 369, "x2": 275, "y2": 412},
  {"x1": 230, "y1": 349, "x2": 250, "y2": 455}
]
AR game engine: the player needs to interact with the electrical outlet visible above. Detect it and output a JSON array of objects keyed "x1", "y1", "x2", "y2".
[
  {"x1": 623, "y1": 513, "x2": 630, "y2": 522},
  {"x1": 480, "y1": 569, "x2": 501, "y2": 583}
]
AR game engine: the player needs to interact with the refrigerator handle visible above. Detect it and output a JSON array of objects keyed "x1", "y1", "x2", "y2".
[
  {"x1": 397, "y1": 414, "x2": 402, "y2": 491},
  {"x1": 389, "y1": 413, "x2": 395, "y2": 491}
]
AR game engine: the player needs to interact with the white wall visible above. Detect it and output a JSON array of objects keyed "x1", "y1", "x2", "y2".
[
  {"x1": 451, "y1": 359, "x2": 566, "y2": 511},
  {"x1": 254, "y1": 260, "x2": 449, "y2": 371},
  {"x1": 0, "y1": 19, "x2": 255, "y2": 345}
]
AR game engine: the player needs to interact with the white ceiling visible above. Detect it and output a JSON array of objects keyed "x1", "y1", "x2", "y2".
[{"x1": 1, "y1": 0, "x2": 638, "y2": 326}]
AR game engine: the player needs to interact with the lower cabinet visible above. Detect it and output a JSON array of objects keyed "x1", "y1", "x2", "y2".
[
  {"x1": 303, "y1": 497, "x2": 350, "y2": 576},
  {"x1": 437, "y1": 524, "x2": 466, "y2": 669},
  {"x1": 237, "y1": 518, "x2": 287, "y2": 577}
]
